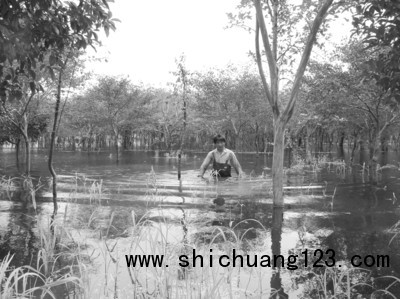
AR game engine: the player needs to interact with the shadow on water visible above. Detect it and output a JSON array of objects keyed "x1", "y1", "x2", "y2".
[
  {"x1": 0, "y1": 201, "x2": 40, "y2": 267},
  {"x1": 0, "y1": 148, "x2": 400, "y2": 297},
  {"x1": 270, "y1": 207, "x2": 289, "y2": 298}
]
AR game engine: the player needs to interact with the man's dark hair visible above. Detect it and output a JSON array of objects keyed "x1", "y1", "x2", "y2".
[{"x1": 213, "y1": 134, "x2": 226, "y2": 144}]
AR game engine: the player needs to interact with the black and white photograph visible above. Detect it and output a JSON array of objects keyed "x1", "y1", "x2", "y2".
[{"x1": 1, "y1": 0, "x2": 400, "y2": 298}]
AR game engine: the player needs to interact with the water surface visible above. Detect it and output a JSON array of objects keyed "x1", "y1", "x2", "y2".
[{"x1": 1, "y1": 148, "x2": 400, "y2": 297}]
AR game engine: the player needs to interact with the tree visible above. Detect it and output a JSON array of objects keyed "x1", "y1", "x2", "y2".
[
  {"x1": 295, "y1": 61, "x2": 352, "y2": 160},
  {"x1": 123, "y1": 87, "x2": 177, "y2": 151},
  {"x1": 0, "y1": 0, "x2": 118, "y2": 87},
  {"x1": 145, "y1": 88, "x2": 187, "y2": 151},
  {"x1": 85, "y1": 76, "x2": 140, "y2": 162},
  {"x1": 352, "y1": 0, "x2": 400, "y2": 167},
  {"x1": 172, "y1": 54, "x2": 190, "y2": 180},
  {"x1": 353, "y1": 0, "x2": 400, "y2": 95},
  {"x1": 1, "y1": 80, "x2": 37, "y2": 174},
  {"x1": 297, "y1": 41, "x2": 400, "y2": 168},
  {"x1": 230, "y1": 0, "x2": 342, "y2": 206},
  {"x1": 1, "y1": 0, "x2": 118, "y2": 215},
  {"x1": 65, "y1": 93, "x2": 107, "y2": 151},
  {"x1": 193, "y1": 65, "x2": 269, "y2": 151},
  {"x1": 340, "y1": 42, "x2": 400, "y2": 167}
]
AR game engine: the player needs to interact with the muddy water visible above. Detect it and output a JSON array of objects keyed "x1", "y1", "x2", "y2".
[{"x1": 1, "y1": 148, "x2": 400, "y2": 297}]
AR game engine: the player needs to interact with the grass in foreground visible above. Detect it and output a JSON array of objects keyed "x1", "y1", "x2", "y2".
[{"x1": 1, "y1": 166, "x2": 400, "y2": 298}]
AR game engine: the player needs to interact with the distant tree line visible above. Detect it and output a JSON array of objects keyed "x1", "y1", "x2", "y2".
[{"x1": 1, "y1": 39, "x2": 400, "y2": 164}]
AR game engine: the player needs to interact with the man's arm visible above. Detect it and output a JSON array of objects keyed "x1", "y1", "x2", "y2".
[
  {"x1": 198, "y1": 152, "x2": 213, "y2": 177},
  {"x1": 230, "y1": 152, "x2": 244, "y2": 176}
]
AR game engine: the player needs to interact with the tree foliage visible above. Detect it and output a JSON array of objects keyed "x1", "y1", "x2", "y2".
[
  {"x1": 353, "y1": 0, "x2": 400, "y2": 96},
  {"x1": 0, "y1": 0, "x2": 118, "y2": 99}
]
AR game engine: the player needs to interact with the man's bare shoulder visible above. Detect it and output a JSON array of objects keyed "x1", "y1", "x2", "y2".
[
  {"x1": 206, "y1": 149, "x2": 216, "y2": 156},
  {"x1": 225, "y1": 148, "x2": 235, "y2": 155}
]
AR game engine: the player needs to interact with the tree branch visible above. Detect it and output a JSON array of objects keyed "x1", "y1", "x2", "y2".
[
  {"x1": 354, "y1": 93, "x2": 379, "y2": 124},
  {"x1": 20, "y1": 90, "x2": 36, "y2": 119},
  {"x1": 282, "y1": 0, "x2": 334, "y2": 124},
  {"x1": 254, "y1": 0, "x2": 278, "y2": 88},
  {"x1": 255, "y1": 20, "x2": 275, "y2": 110}
]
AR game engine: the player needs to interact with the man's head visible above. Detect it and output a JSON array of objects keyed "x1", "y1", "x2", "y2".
[{"x1": 213, "y1": 134, "x2": 226, "y2": 151}]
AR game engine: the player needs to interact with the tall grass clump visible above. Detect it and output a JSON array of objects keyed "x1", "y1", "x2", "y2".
[
  {"x1": 84, "y1": 211, "x2": 273, "y2": 299},
  {"x1": 301, "y1": 264, "x2": 400, "y2": 298},
  {"x1": 0, "y1": 176, "x2": 18, "y2": 200},
  {"x1": 0, "y1": 226, "x2": 82, "y2": 299}
]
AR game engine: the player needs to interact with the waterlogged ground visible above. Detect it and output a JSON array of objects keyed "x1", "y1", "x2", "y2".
[{"x1": 1, "y1": 148, "x2": 400, "y2": 298}]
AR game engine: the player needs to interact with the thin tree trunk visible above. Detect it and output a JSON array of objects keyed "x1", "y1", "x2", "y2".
[
  {"x1": 255, "y1": 126, "x2": 259, "y2": 155},
  {"x1": 272, "y1": 121, "x2": 285, "y2": 207},
  {"x1": 370, "y1": 132, "x2": 381, "y2": 166},
  {"x1": 328, "y1": 133, "x2": 333, "y2": 150},
  {"x1": 305, "y1": 126, "x2": 312, "y2": 163},
  {"x1": 48, "y1": 67, "x2": 63, "y2": 216},
  {"x1": 319, "y1": 129, "x2": 324, "y2": 152},
  {"x1": 15, "y1": 138, "x2": 20, "y2": 170},
  {"x1": 178, "y1": 62, "x2": 187, "y2": 180},
  {"x1": 339, "y1": 132, "x2": 345, "y2": 148},
  {"x1": 114, "y1": 130, "x2": 119, "y2": 163},
  {"x1": 350, "y1": 134, "x2": 358, "y2": 163},
  {"x1": 24, "y1": 137, "x2": 30, "y2": 174},
  {"x1": 22, "y1": 113, "x2": 31, "y2": 174}
]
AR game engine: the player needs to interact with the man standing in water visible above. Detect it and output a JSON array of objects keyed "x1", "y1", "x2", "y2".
[{"x1": 198, "y1": 134, "x2": 244, "y2": 179}]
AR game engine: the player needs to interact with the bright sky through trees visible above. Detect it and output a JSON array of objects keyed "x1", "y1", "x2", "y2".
[{"x1": 86, "y1": 0, "x2": 353, "y2": 87}]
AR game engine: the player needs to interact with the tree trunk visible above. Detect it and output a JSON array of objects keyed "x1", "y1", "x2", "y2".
[
  {"x1": 263, "y1": 125, "x2": 269, "y2": 152},
  {"x1": 305, "y1": 127, "x2": 312, "y2": 163},
  {"x1": 15, "y1": 138, "x2": 20, "y2": 170},
  {"x1": 21, "y1": 113, "x2": 31, "y2": 174},
  {"x1": 24, "y1": 137, "x2": 30, "y2": 174},
  {"x1": 319, "y1": 129, "x2": 324, "y2": 152},
  {"x1": 254, "y1": 0, "x2": 333, "y2": 207},
  {"x1": 178, "y1": 59, "x2": 188, "y2": 180},
  {"x1": 339, "y1": 132, "x2": 345, "y2": 148},
  {"x1": 48, "y1": 68, "x2": 63, "y2": 216},
  {"x1": 350, "y1": 134, "x2": 358, "y2": 163},
  {"x1": 272, "y1": 121, "x2": 285, "y2": 207},
  {"x1": 360, "y1": 137, "x2": 365, "y2": 151},
  {"x1": 254, "y1": 123, "x2": 259, "y2": 154},
  {"x1": 370, "y1": 132, "x2": 380, "y2": 167},
  {"x1": 328, "y1": 132, "x2": 333, "y2": 150},
  {"x1": 114, "y1": 129, "x2": 119, "y2": 163}
]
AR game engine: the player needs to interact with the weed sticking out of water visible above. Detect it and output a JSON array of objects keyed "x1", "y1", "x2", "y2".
[
  {"x1": 302, "y1": 264, "x2": 400, "y2": 299},
  {"x1": 22, "y1": 175, "x2": 44, "y2": 211},
  {"x1": 0, "y1": 218, "x2": 83, "y2": 298},
  {"x1": 323, "y1": 187, "x2": 337, "y2": 211},
  {"x1": 145, "y1": 166, "x2": 161, "y2": 205},
  {"x1": 358, "y1": 161, "x2": 370, "y2": 179},
  {"x1": 0, "y1": 175, "x2": 43, "y2": 209},
  {"x1": 89, "y1": 179, "x2": 104, "y2": 205},
  {"x1": 289, "y1": 153, "x2": 331, "y2": 174},
  {"x1": 0, "y1": 176, "x2": 18, "y2": 200},
  {"x1": 0, "y1": 252, "x2": 52, "y2": 298},
  {"x1": 1, "y1": 206, "x2": 397, "y2": 298},
  {"x1": 117, "y1": 216, "x2": 271, "y2": 298},
  {"x1": 389, "y1": 220, "x2": 400, "y2": 246},
  {"x1": 1, "y1": 166, "x2": 400, "y2": 298}
]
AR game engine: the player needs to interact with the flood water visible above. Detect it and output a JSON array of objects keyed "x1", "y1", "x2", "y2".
[{"x1": 1, "y1": 148, "x2": 400, "y2": 298}]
